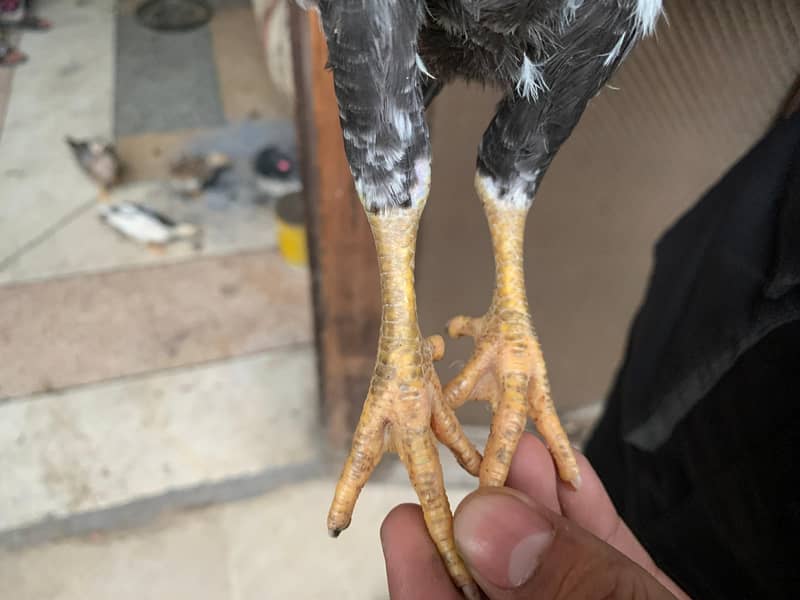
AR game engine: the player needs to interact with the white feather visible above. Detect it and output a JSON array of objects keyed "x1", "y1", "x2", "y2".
[
  {"x1": 516, "y1": 55, "x2": 548, "y2": 102},
  {"x1": 390, "y1": 108, "x2": 413, "y2": 144},
  {"x1": 635, "y1": 0, "x2": 663, "y2": 36},
  {"x1": 477, "y1": 172, "x2": 540, "y2": 211},
  {"x1": 603, "y1": 34, "x2": 626, "y2": 67},
  {"x1": 415, "y1": 53, "x2": 435, "y2": 79},
  {"x1": 355, "y1": 159, "x2": 430, "y2": 212},
  {"x1": 561, "y1": 0, "x2": 584, "y2": 24}
]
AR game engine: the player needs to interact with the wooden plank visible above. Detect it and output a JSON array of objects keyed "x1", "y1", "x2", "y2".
[{"x1": 290, "y1": 6, "x2": 381, "y2": 448}]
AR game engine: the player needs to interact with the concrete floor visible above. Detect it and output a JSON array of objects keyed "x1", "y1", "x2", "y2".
[{"x1": 0, "y1": 479, "x2": 473, "y2": 600}]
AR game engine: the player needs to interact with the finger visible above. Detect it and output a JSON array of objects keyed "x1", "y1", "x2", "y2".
[
  {"x1": 381, "y1": 504, "x2": 463, "y2": 600},
  {"x1": 505, "y1": 432, "x2": 560, "y2": 513},
  {"x1": 557, "y1": 450, "x2": 690, "y2": 599},
  {"x1": 454, "y1": 488, "x2": 678, "y2": 600}
]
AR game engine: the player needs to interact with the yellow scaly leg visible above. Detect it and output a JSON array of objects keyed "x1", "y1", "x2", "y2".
[
  {"x1": 328, "y1": 199, "x2": 482, "y2": 600},
  {"x1": 444, "y1": 173, "x2": 580, "y2": 489}
]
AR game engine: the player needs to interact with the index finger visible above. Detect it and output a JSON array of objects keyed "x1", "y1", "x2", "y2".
[{"x1": 508, "y1": 434, "x2": 649, "y2": 559}]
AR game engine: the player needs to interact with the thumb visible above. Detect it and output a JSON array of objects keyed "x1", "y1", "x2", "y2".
[{"x1": 453, "y1": 488, "x2": 676, "y2": 600}]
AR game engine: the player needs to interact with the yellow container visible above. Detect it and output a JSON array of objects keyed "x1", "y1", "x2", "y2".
[{"x1": 275, "y1": 193, "x2": 308, "y2": 267}]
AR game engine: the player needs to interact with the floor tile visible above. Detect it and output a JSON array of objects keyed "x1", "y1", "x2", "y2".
[
  {"x1": 0, "y1": 250, "x2": 312, "y2": 398},
  {"x1": 210, "y1": 5, "x2": 292, "y2": 122},
  {"x1": 0, "y1": 347, "x2": 318, "y2": 533},
  {"x1": 0, "y1": 504, "x2": 232, "y2": 600},
  {"x1": 115, "y1": 12, "x2": 225, "y2": 136},
  {"x1": 221, "y1": 479, "x2": 471, "y2": 600}
]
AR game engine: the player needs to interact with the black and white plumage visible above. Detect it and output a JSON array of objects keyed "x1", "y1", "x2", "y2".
[
  {"x1": 313, "y1": 0, "x2": 661, "y2": 211},
  {"x1": 318, "y1": 0, "x2": 432, "y2": 212}
]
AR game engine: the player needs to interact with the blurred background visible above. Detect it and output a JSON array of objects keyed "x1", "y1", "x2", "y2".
[{"x1": 1, "y1": 1, "x2": 798, "y2": 598}]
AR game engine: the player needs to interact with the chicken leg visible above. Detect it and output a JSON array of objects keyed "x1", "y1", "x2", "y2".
[
  {"x1": 444, "y1": 174, "x2": 579, "y2": 488},
  {"x1": 434, "y1": 0, "x2": 656, "y2": 490},
  {"x1": 314, "y1": 2, "x2": 482, "y2": 593},
  {"x1": 327, "y1": 199, "x2": 481, "y2": 597}
]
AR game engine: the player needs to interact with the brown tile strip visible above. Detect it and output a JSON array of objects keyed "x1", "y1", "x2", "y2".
[
  {"x1": 115, "y1": 129, "x2": 202, "y2": 183},
  {"x1": 0, "y1": 250, "x2": 312, "y2": 399}
]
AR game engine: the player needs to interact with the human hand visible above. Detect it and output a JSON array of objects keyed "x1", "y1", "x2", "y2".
[{"x1": 380, "y1": 433, "x2": 689, "y2": 599}]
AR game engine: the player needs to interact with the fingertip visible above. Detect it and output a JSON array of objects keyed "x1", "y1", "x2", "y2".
[
  {"x1": 381, "y1": 503, "x2": 424, "y2": 546},
  {"x1": 381, "y1": 504, "x2": 463, "y2": 600}
]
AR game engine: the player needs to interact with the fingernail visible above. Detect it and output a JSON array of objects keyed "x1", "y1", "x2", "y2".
[
  {"x1": 454, "y1": 491, "x2": 554, "y2": 588},
  {"x1": 508, "y1": 530, "x2": 553, "y2": 585}
]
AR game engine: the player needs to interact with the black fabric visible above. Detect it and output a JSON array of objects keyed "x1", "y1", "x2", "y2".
[{"x1": 586, "y1": 113, "x2": 800, "y2": 599}]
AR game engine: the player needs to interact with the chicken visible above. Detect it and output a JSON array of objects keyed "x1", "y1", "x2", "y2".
[
  {"x1": 308, "y1": 1, "x2": 663, "y2": 595},
  {"x1": 169, "y1": 152, "x2": 231, "y2": 196},
  {"x1": 98, "y1": 203, "x2": 199, "y2": 249},
  {"x1": 66, "y1": 136, "x2": 122, "y2": 201}
]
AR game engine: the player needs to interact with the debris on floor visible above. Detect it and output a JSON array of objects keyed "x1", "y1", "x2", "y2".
[
  {"x1": 61, "y1": 119, "x2": 304, "y2": 260},
  {"x1": 254, "y1": 145, "x2": 302, "y2": 200},
  {"x1": 169, "y1": 151, "x2": 232, "y2": 196},
  {"x1": 98, "y1": 202, "x2": 201, "y2": 249}
]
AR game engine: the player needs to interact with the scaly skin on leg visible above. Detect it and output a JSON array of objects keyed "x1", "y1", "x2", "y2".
[
  {"x1": 327, "y1": 200, "x2": 481, "y2": 599},
  {"x1": 444, "y1": 173, "x2": 580, "y2": 489}
]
